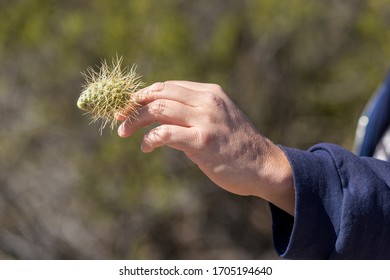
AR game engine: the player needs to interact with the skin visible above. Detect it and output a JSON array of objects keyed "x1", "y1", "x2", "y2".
[{"x1": 117, "y1": 81, "x2": 295, "y2": 215}]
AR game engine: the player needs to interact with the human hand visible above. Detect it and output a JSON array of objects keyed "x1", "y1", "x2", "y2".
[{"x1": 117, "y1": 81, "x2": 294, "y2": 214}]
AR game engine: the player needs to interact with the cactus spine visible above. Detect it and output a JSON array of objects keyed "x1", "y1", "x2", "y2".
[{"x1": 77, "y1": 56, "x2": 144, "y2": 132}]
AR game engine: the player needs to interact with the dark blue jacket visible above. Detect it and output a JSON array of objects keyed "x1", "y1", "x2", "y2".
[
  {"x1": 271, "y1": 144, "x2": 390, "y2": 259},
  {"x1": 270, "y1": 71, "x2": 390, "y2": 259}
]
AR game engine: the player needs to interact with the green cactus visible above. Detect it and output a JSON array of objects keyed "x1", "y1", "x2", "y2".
[{"x1": 77, "y1": 56, "x2": 144, "y2": 132}]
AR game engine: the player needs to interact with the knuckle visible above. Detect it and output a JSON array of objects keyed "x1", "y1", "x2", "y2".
[
  {"x1": 143, "y1": 125, "x2": 172, "y2": 152},
  {"x1": 149, "y1": 126, "x2": 171, "y2": 145},
  {"x1": 201, "y1": 93, "x2": 225, "y2": 124},
  {"x1": 139, "y1": 89, "x2": 154, "y2": 102},
  {"x1": 158, "y1": 126, "x2": 172, "y2": 143},
  {"x1": 149, "y1": 100, "x2": 167, "y2": 117},
  {"x1": 150, "y1": 82, "x2": 166, "y2": 92},
  {"x1": 208, "y1": 83, "x2": 224, "y2": 93},
  {"x1": 139, "y1": 82, "x2": 166, "y2": 102},
  {"x1": 195, "y1": 129, "x2": 212, "y2": 150},
  {"x1": 204, "y1": 92, "x2": 225, "y2": 108}
]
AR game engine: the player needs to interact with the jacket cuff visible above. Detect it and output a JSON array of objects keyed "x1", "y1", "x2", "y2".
[{"x1": 270, "y1": 145, "x2": 343, "y2": 259}]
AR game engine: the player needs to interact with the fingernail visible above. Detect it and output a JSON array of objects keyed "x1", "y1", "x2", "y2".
[
  {"x1": 141, "y1": 142, "x2": 152, "y2": 153},
  {"x1": 140, "y1": 142, "x2": 147, "y2": 152},
  {"x1": 118, "y1": 123, "x2": 125, "y2": 137}
]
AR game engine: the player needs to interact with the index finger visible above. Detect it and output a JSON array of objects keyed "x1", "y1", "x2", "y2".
[
  {"x1": 166, "y1": 80, "x2": 222, "y2": 91},
  {"x1": 135, "y1": 81, "x2": 201, "y2": 107}
]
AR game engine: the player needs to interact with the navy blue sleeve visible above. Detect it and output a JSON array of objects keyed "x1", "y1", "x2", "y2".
[{"x1": 270, "y1": 143, "x2": 390, "y2": 259}]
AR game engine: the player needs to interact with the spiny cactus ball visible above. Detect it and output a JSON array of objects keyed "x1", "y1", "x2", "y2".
[{"x1": 77, "y1": 57, "x2": 144, "y2": 132}]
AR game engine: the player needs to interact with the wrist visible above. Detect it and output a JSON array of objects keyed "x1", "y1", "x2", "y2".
[{"x1": 253, "y1": 140, "x2": 295, "y2": 215}]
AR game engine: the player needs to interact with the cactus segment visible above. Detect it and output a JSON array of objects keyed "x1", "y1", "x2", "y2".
[{"x1": 77, "y1": 57, "x2": 144, "y2": 132}]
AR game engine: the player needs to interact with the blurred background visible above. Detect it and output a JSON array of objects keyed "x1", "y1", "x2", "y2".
[{"x1": 0, "y1": 0, "x2": 390, "y2": 259}]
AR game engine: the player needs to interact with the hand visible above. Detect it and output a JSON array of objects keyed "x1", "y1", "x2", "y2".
[{"x1": 118, "y1": 81, "x2": 295, "y2": 215}]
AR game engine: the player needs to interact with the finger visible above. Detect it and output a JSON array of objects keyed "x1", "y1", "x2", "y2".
[
  {"x1": 117, "y1": 99, "x2": 195, "y2": 137},
  {"x1": 167, "y1": 80, "x2": 223, "y2": 93},
  {"x1": 135, "y1": 82, "x2": 201, "y2": 107},
  {"x1": 114, "y1": 112, "x2": 127, "y2": 121},
  {"x1": 116, "y1": 81, "x2": 224, "y2": 121},
  {"x1": 141, "y1": 125, "x2": 201, "y2": 153},
  {"x1": 115, "y1": 98, "x2": 141, "y2": 120}
]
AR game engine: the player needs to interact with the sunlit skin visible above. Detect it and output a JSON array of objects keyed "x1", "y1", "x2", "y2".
[{"x1": 116, "y1": 81, "x2": 295, "y2": 215}]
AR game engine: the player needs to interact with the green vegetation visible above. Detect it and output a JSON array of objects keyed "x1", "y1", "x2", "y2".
[{"x1": 0, "y1": 0, "x2": 389, "y2": 259}]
